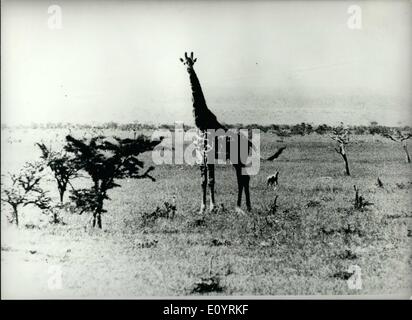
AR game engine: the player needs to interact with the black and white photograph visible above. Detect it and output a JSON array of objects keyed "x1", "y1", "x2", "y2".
[{"x1": 1, "y1": 0, "x2": 411, "y2": 301}]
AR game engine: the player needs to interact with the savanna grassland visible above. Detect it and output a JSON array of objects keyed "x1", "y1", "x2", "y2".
[{"x1": 1, "y1": 127, "x2": 411, "y2": 298}]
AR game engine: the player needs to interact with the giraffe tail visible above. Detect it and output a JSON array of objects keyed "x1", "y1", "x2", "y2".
[{"x1": 263, "y1": 146, "x2": 287, "y2": 161}]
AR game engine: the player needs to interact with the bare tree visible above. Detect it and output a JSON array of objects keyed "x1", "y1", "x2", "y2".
[
  {"x1": 331, "y1": 125, "x2": 351, "y2": 176},
  {"x1": 382, "y1": 129, "x2": 412, "y2": 163},
  {"x1": 1, "y1": 161, "x2": 51, "y2": 225}
]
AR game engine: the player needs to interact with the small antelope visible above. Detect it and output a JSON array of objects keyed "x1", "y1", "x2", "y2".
[{"x1": 267, "y1": 171, "x2": 279, "y2": 188}]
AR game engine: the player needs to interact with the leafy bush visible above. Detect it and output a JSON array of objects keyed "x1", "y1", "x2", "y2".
[
  {"x1": 141, "y1": 200, "x2": 177, "y2": 227},
  {"x1": 291, "y1": 122, "x2": 313, "y2": 136},
  {"x1": 191, "y1": 275, "x2": 223, "y2": 294},
  {"x1": 315, "y1": 124, "x2": 332, "y2": 135},
  {"x1": 369, "y1": 125, "x2": 390, "y2": 136},
  {"x1": 37, "y1": 143, "x2": 79, "y2": 203},
  {"x1": 65, "y1": 134, "x2": 162, "y2": 228}
]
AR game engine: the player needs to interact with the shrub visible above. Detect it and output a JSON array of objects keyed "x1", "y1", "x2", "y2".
[
  {"x1": 1, "y1": 161, "x2": 51, "y2": 225},
  {"x1": 65, "y1": 134, "x2": 162, "y2": 228},
  {"x1": 37, "y1": 143, "x2": 79, "y2": 203}
]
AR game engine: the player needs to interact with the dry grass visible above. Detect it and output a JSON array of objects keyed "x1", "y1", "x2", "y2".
[{"x1": 1, "y1": 128, "x2": 411, "y2": 298}]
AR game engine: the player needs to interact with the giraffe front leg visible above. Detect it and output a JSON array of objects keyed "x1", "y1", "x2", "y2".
[
  {"x1": 200, "y1": 164, "x2": 207, "y2": 214},
  {"x1": 209, "y1": 185, "x2": 216, "y2": 212},
  {"x1": 208, "y1": 164, "x2": 216, "y2": 212}
]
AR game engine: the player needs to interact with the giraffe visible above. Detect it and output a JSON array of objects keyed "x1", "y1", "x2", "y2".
[{"x1": 180, "y1": 52, "x2": 255, "y2": 214}]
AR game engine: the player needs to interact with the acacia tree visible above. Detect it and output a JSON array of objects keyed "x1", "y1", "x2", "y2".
[
  {"x1": 331, "y1": 125, "x2": 351, "y2": 176},
  {"x1": 382, "y1": 129, "x2": 412, "y2": 163},
  {"x1": 1, "y1": 161, "x2": 51, "y2": 225},
  {"x1": 37, "y1": 143, "x2": 79, "y2": 203},
  {"x1": 64, "y1": 134, "x2": 162, "y2": 228}
]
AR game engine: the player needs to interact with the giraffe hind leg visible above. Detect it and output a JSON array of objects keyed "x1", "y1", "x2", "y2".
[
  {"x1": 243, "y1": 174, "x2": 251, "y2": 211},
  {"x1": 235, "y1": 165, "x2": 245, "y2": 214}
]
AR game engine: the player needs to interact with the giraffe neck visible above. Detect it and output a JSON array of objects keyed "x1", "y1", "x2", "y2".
[{"x1": 187, "y1": 67, "x2": 224, "y2": 131}]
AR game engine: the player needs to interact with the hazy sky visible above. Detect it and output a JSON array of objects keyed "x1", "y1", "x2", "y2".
[{"x1": 2, "y1": 0, "x2": 411, "y2": 126}]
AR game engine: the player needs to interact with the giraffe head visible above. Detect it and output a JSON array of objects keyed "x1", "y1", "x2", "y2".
[{"x1": 180, "y1": 52, "x2": 197, "y2": 71}]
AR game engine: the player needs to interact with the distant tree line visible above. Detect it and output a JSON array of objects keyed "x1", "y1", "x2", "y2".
[{"x1": 1, "y1": 121, "x2": 410, "y2": 137}]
